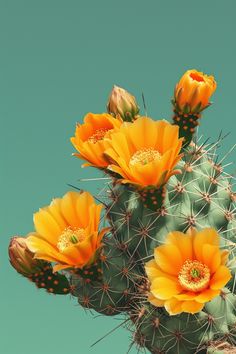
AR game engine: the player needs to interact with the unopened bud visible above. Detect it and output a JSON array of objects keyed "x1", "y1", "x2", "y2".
[
  {"x1": 107, "y1": 85, "x2": 139, "y2": 122},
  {"x1": 9, "y1": 237, "x2": 42, "y2": 277},
  {"x1": 9, "y1": 236, "x2": 71, "y2": 295}
]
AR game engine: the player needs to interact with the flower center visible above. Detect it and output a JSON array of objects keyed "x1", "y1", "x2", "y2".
[
  {"x1": 130, "y1": 148, "x2": 162, "y2": 166},
  {"x1": 87, "y1": 128, "x2": 109, "y2": 143},
  {"x1": 57, "y1": 227, "x2": 86, "y2": 251},
  {"x1": 178, "y1": 260, "x2": 210, "y2": 292},
  {"x1": 190, "y1": 72, "x2": 204, "y2": 82}
]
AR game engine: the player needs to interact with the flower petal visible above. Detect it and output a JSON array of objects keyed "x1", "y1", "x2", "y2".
[
  {"x1": 174, "y1": 292, "x2": 197, "y2": 301},
  {"x1": 60, "y1": 191, "x2": 81, "y2": 228},
  {"x1": 166, "y1": 231, "x2": 193, "y2": 262},
  {"x1": 33, "y1": 208, "x2": 62, "y2": 246},
  {"x1": 148, "y1": 293, "x2": 165, "y2": 308},
  {"x1": 154, "y1": 244, "x2": 183, "y2": 276},
  {"x1": 221, "y1": 250, "x2": 230, "y2": 265},
  {"x1": 202, "y1": 244, "x2": 221, "y2": 273},
  {"x1": 181, "y1": 300, "x2": 204, "y2": 314},
  {"x1": 195, "y1": 289, "x2": 220, "y2": 303},
  {"x1": 164, "y1": 298, "x2": 184, "y2": 315},
  {"x1": 150, "y1": 277, "x2": 182, "y2": 300},
  {"x1": 104, "y1": 116, "x2": 183, "y2": 187},
  {"x1": 145, "y1": 259, "x2": 176, "y2": 282},
  {"x1": 193, "y1": 228, "x2": 219, "y2": 261},
  {"x1": 210, "y1": 265, "x2": 231, "y2": 290},
  {"x1": 26, "y1": 234, "x2": 72, "y2": 265}
]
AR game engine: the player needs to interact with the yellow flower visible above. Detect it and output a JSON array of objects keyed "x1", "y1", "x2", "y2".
[
  {"x1": 174, "y1": 69, "x2": 217, "y2": 112},
  {"x1": 145, "y1": 228, "x2": 231, "y2": 315},
  {"x1": 26, "y1": 191, "x2": 109, "y2": 272},
  {"x1": 104, "y1": 117, "x2": 183, "y2": 188},
  {"x1": 71, "y1": 112, "x2": 122, "y2": 168}
]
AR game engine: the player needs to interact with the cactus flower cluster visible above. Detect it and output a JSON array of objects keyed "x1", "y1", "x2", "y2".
[{"x1": 9, "y1": 70, "x2": 236, "y2": 354}]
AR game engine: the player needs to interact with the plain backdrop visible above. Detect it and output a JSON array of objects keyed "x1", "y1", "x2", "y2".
[{"x1": 1, "y1": 1, "x2": 236, "y2": 353}]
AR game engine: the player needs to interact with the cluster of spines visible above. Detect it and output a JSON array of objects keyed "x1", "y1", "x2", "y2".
[
  {"x1": 104, "y1": 136, "x2": 236, "y2": 352},
  {"x1": 126, "y1": 289, "x2": 236, "y2": 354},
  {"x1": 68, "y1": 134, "x2": 236, "y2": 353},
  {"x1": 71, "y1": 238, "x2": 143, "y2": 316}
]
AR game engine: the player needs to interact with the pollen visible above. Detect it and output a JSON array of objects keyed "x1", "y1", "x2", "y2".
[
  {"x1": 130, "y1": 148, "x2": 162, "y2": 166},
  {"x1": 57, "y1": 227, "x2": 86, "y2": 252},
  {"x1": 178, "y1": 260, "x2": 210, "y2": 292},
  {"x1": 87, "y1": 128, "x2": 109, "y2": 143}
]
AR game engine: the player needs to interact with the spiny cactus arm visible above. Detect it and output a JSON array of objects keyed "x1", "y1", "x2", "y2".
[{"x1": 70, "y1": 235, "x2": 143, "y2": 316}]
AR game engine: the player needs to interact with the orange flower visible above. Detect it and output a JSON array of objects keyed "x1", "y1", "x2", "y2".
[
  {"x1": 104, "y1": 117, "x2": 183, "y2": 188},
  {"x1": 174, "y1": 69, "x2": 217, "y2": 112},
  {"x1": 26, "y1": 191, "x2": 109, "y2": 272},
  {"x1": 145, "y1": 228, "x2": 231, "y2": 315},
  {"x1": 71, "y1": 113, "x2": 122, "y2": 167}
]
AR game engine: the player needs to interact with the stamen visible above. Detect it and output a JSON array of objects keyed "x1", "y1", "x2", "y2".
[
  {"x1": 57, "y1": 227, "x2": 86, "y2": 251},
  {"x1": 130, "y1": 148, "x2": 162, "y2": 166},
  {"x1": 178, "y1": 260, "x2": 210, "y2": 292},
  {"x1": 87, "y1": 128, "x2": 109, "y2": 143}
]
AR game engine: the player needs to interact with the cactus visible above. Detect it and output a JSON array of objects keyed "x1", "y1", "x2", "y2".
[
  {"x1": 9, "y1": 69, "x2": 236, "y2": 354},
  {"x1": 69, "y1": 141, "x2": 236, "y2": 353}
]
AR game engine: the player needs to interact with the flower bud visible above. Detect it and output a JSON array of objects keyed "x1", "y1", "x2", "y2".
[
  {"x1": 9, "y1": 236, "x2": 71, "y2": 295},
  {"x1": 9, "y1": 236, "x2": 42, "y2": 277},
  {"x1": 174, "y1": 69, "x2": 217, "y2": 113},
  {"x1": 107, "y1": 85, "x2": 139, "y2": 122}
]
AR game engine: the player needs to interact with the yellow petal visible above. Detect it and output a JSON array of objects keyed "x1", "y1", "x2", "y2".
[
  {"x1": 195, "y1": 289, "x2": 220, "y2": 303},
  {"x1": 26, "y1": 234, "x2": 72, "y2": 265},
  {"x1": 202, "y1": 244, "x2": 221, "y2": 274},
  {"x1": 145, "y1": 259, "x2": 176, "y2": 282},
  {"x1": 107, "y1": 131, "x2": 133, "y2": 163},
  {"x1": 221, "y1": 250, "x2": 230, "y2": 265},
  {"x1": 181, "y1": 300, "x2": 204, "y2": 314},
  {"x1": 193, "y1": 228, "x2": 219, "y2": 261},
  {"x1": 174, "y1": 292, "x2": 197, "y2": 301},
  {"x1": 88, "y1": 204, "x2": 103, "y2": 233},
  {"x1": 62, "y1": 243, "x2": 91, "y2": 266},
  {"x1": 127, "y1": 117, "x2": 158, "y2": 151},
  {"x1": 74, "y1": 191, "x2": 101, "y2": 229},
  {"x1": 164, "y1": 298, "x2": 184, "y2": 315},
  {"x1": 148, "y1": 293, "x2": 165, "y2": 307},
  {"x1": 150, "y1": 277, "x2": 182, "y2": 300},
  {"x1": 53, "y1": 264, "x2": 71, "y2": 272},
  {"x1": 60, "y1": 191, "x2": 81, "y2": 228},
  {"x1": 154, "y1": 244, "x2": 183, "y2": 276},
  {"x1": 166, "y1": 231, "x2": 193, "y2": 262},
  {"x1": 210, "y1": 265, "x2": 231, "y2": 290},
  {"x1": 33, "y1": 208, "x2": 62, "y2": 246},
  {"x1": 47, "y1": 198, "x2": 68, "y2": 230}
]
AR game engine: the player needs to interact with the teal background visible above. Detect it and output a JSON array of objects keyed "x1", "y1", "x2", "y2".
[{"x1": 1, "y1": 1, "x2": 236, "y2": 353}]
